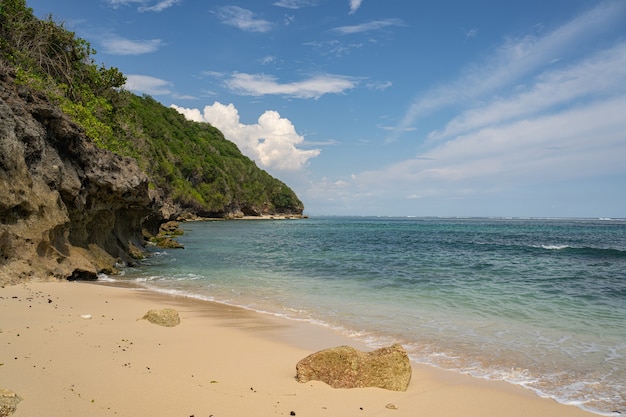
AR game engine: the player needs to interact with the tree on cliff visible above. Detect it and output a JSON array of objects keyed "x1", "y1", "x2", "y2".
[
  {"x1": 0, "y1": 0, "x2": 303, "y2": 218},
  {"x1": 0, "y1": 0, "x2": 125, "y2": 98}
]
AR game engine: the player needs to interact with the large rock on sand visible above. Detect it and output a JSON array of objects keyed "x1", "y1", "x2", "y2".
[{"x1": 295, "y1": 344, "x2": 411, "y2": 391}]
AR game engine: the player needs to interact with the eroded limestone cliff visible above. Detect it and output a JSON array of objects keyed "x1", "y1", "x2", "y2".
[{"x1": 0, "y1": 68, "x2": 160, "y2": 285}]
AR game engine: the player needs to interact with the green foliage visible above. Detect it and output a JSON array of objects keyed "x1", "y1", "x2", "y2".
[
  {"x1": 0, "y1": 0, "x2": 303, "y2": 216},
  {"x1": 0, "y1": 0, "x2": 126, "y2": 133},
  {"x1": 121, "y1": 94, "x2": 303, "y2": 215},
  {"x1": 0, "y1": 0, "x2": 125, "y2": 96}
]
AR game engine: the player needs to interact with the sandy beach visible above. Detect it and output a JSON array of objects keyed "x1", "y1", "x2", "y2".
[{"x1": 0, "y1": 281, "x2": 596, "y2": 417}]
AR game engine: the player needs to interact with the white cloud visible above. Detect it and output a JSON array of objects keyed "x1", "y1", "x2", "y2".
[
  {"x1": 428, "y1": 40, "x2": 626, "y2": 142},
  {"x1": 171, "y1": 102, "x2": 320, "y2": 172},
  {"x1": 215, "y1": 6, "x2": 273, "y2": 33},
  {"x1": 332, "y1": 18, "x2": 404, "y2": 35},
  {"x1": 105, "y1": 0, "x2": 180, "y2": 12},
  {"x1": 273, "y1": 0, "x2": 318, "y2": 9},
  {"x1": 312, "y1": 2, "x2": 626, "y2": 214},
  {"x1": 358, "y1": 94, "x2": 626, "y2": 199},
  {"x1": 124, "y1": 74, "x2": 173, "y2": 95},
  {"x1": 390, "y1": 0, "x2": 626, "y2": 140},
  {"x1": 465, "y1": 28, "x2": 478, "y2": 39},
  {"x1": 283, "y1": 14, "x2": 295, "y2": 25},
  {"x1": 106, "y1": 0, "x2": 144, "y2": 8},
  {"x1": 139, "y1": 0, "x2": 180, "y2": 12},
  {"x1": 224, "y1": 73, "x2": 358, "y2": 99},
  {"x1": 367, "y1": 80, "x2": 392, "y2": 91},
  {"x1": 201, "y1": 70, "x2": 225, "y2": 78},
  {"x1": 349, "y1": 0, "x2": 363, "y2": 14},
  {"x1": 259, "y1": 55, "x2": 276, "y2": 65},
  {"x1": 304, "y1": 39, "x2": 364, "y2": 57},
  {"x1": 101, "y1": 35, "x2": 162, "y2": 55}
]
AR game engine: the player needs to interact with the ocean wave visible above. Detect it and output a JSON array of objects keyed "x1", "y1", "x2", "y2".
[
  {"x1": 539, "y1": 244, "x2": 571, "y2": 250},
  {"x1": 535, "y1": 245, "x2": 626, "y2": 259}
]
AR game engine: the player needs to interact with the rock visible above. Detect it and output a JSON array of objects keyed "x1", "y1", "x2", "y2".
[
  {"x1": 295, "y1": 344, "x2": 411, "y2": 391},
  {"x1": 142, "y1": 308, "x2": 181, "y2": 327},
  {"x1": 0, "y1": 68, "x2": 160, "y2": 285},
  {"x1": 0, "y1": 389, "x2": 20, "y2": 417},
  {"x1": 159, "y1": 220, "x2": 182, "y2": 235},
  {"x1": 152, "y1": 236, "x2": 184, "y2": 249}
]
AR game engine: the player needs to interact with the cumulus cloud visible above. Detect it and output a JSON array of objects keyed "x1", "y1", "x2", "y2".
[
  {"x1": 224, "y1": 73, "x2": 358, "y2": 99},
  {"x1": 215, "y1": 6, "x2": 273, "y2": 32},
  {"x1": 349, "y1": 0, "x2": 363, "y2": 14},
  {"x1": 332, "y1": 18, "x2": 404, "y2": 35},
  {"x1": 171, "y1": 102, "x2": 320, "y2": 171},
  {"x1": 101, "y1": 35, "x2": 162, "y2": 55},
  {"x1": 124, "y1": 74, "x2": 173, "y2": 95}
]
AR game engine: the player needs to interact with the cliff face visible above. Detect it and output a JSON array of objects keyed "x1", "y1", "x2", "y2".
[{"x1": 0, "y1": 69, "x2": 158, "y2": 285}]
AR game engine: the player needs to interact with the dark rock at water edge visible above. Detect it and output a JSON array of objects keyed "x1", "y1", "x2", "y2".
[{"x1": 0, "y1": 68, "x2": 160, "y2": 285}]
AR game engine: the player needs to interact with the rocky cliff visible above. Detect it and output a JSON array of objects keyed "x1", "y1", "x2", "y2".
[{"x1": 0, "y1": 68, "x2": 159, "y2": 286}]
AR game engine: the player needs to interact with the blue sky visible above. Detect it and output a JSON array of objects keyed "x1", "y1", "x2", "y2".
[{"x1": 28, "y1": 0, "x2": 626, "y2": 218}]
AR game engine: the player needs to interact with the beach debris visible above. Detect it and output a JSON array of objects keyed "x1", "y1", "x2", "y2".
[
  {"x1": 80, "y1": 314, "x2": 92, "y2": 319},
  {"x1": 141, "y1": 308, "x2": 181, "y2": 327},
  {"x1": 0, "y1": 389, "x2": 20, "y2": 417},
  {"x1": 295, "y1": 344, "x2": 411, "y2": 391},
  {"x1": 385, "y1": 403, "x2": 398, "y2": 410}
]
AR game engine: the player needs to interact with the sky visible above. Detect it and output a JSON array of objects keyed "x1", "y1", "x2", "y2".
[{"x1": 27, "y1": 0, "x2": 626, "y2": 218}]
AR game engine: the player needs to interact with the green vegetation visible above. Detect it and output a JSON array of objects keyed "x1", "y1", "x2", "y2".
[{"x1": 0, "y1": 0, "x2": 303, "y2": 216}]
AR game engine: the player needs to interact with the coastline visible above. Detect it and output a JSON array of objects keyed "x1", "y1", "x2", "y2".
[{"x1": 0, "y1": 281, "x2": 597, "y2": 417}]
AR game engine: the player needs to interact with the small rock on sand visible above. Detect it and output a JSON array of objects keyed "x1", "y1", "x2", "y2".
[
  {"x1": 0, "y1": 389, "x2": 20, "y2": 417},
  {"x1": 141, "y1": 308, "x2": 181, "y2": 327}
]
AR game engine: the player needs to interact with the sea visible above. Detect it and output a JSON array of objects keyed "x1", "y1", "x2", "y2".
[{"x1": 109, "y1": 216, "x2": 626, "y2": 416}]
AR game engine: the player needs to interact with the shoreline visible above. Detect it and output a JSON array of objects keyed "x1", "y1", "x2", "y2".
[{"x1": 1, "y1": 281, "x2": 598, "y2": 417}]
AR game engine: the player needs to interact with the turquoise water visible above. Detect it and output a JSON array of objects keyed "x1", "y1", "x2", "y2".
[{"x1": 114, "y1": 217, "x2": 626, "y2": 415}]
